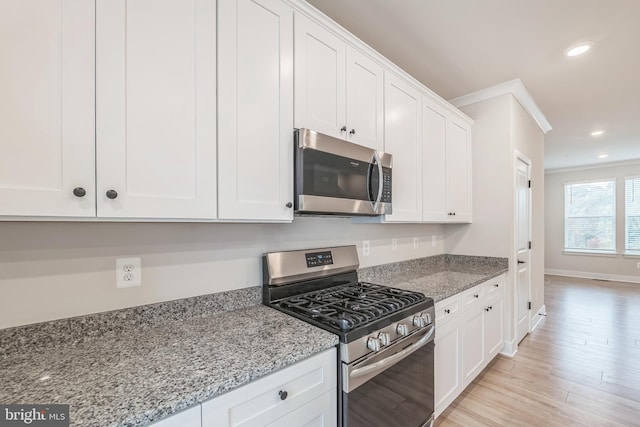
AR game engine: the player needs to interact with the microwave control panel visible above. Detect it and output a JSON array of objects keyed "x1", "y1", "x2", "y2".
[{"x1": 381, "y1": 169, "x2": 392, "y2": 203}]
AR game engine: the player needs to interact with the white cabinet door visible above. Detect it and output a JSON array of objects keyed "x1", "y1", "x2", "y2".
[
  {"x1": 151, "y1": 405, "x2": 201, "y2": 427},
  {"x1": 345, "y1": 47, "x2": 384, "y2": 150},
  {"x1": 484, "y1": 293, "x2": 504, "y2": 360},
  {"x1": 446, "y1": 119, "x2": 472, "y2": 222},
  {"x1": 218, "y1": 0, "x2": 294, "y2": 221},
  {"x1": 96, "y1": 0, "x2": 217, "y2": 219},
  {"x1": 202, "y1": 349, "x2": 336, "y2": 427},
  {"x1": 267, "y1": 391, "x2": 336, "y2": 427},
  {"x1": 0, "y1": 0, "x2": 95, "y2": 217},
  {"x1": 383, "y1": 72, "x2": 422, "y2": 222},
  {"x1": 462, "y1": 304, "x2": 485, "y2": 387},
  {"x1": 434, "y1": 314, "x2": 463, "y2": 417},
  {"x1": 422, "y1": 100, "x2": 448, "y2": 222},
  {"x1": 294, "y1": 13, "x2": 346, "y2": 140}
]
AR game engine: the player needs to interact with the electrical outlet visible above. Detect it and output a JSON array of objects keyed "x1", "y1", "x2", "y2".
[
  {"x1": 116, "y1": 257, "x2": 141, "y2": 288},
  {"x1": 637, "y1": 262, "x2": 640, "y2": 269},
  {"x1": 432, "y1": 235, "x2": 437, "y2": 247},
  {"x1": 362, "y1": 240, "x2": 370, "y2": 256},
  {"x1": 391, "y1": 239, "x2": 398, "y2": 252},
  {"x1": 413, "y1": 237, "x2": 419, "y2": 249}
]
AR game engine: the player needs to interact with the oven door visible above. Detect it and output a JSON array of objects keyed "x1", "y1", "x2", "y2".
[
  {"x1": 341, "y1": 325, "x2": 435, "y2": 427},
  {"x1": 294, "y1": 128, "x2": 391, "y2": 216}
]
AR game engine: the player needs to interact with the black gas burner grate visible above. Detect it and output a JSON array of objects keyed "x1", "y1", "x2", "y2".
[{"x1": 276, "y1": 282, "x2": 425, "y2": 332}]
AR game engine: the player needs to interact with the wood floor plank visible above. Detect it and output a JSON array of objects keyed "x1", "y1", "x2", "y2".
[{"x1": 436, "y1": 275, "x2": 640, "y2": 426}]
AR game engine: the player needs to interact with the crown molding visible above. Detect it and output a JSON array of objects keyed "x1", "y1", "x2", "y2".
[
  {"x1": 545, "y1": 158, "x2": 640, "y2": 174},
  {"x1": 449, "y1": 79, "x2": 552, "y2": 134}
]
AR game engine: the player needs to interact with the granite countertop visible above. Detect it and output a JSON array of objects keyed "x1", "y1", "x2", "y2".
[
  {"x1": 359, "y1": 254, "x2": 508, "y2": 302},
  {"x1": 0, "y1": 291, "x2": 338, "y2": 427}
]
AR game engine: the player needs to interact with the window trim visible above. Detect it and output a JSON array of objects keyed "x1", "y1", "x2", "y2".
[
  {"x1": 563, "y1": 178, "x2": 617, "y2": 254},
  {"x1": 624, "y1": 175, "x2": 640, "y2": 254}
]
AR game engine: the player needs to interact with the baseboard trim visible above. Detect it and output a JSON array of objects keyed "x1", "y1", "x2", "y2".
[
  {"x1": 500, "y1": 339, "x2": 518, "y2": 357},
  {"x1": 545, "y1": 268, "x2": 640, "y2": 284},
  {"x1": 531, "y1": 304, "x2": 546, "y2": 331}
]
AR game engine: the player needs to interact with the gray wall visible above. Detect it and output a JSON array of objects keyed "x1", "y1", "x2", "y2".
[
  {"x1": 545, "y1": 161, "x2": 640, "y2": 282},
  {"x1": 0, "y1": 219, "x2": 445, "y2": 329}
]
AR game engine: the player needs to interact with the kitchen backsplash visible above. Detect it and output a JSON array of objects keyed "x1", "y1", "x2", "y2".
[{"x1": 0, "y1": 218, "x2": 445, "y2": 329}]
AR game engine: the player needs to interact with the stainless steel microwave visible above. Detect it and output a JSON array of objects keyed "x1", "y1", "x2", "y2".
[{"x1": 294, "y1": 128, "x2": 392, "y2": 216}]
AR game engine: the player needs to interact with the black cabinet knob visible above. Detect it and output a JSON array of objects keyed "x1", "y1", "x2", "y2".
[
  {"x1": 73, "y1": 187, "x2": 86, "y2": 198},
  {"x1": 474, "y1": 294, "x2": 479, "y2": 298},
  {"x1": 106, "y1": 190, "x2": 118, "y2": 200},
  {"x1": 285, "y1": 202, "x2": 293, "y2": 208},
  {"x1": 485, "y1": 307, "x2": 490, "y2": 312},
  {"x1": 444, "y1": 309, "x2": 450, "y2": 314},
  {"x1": 453, "y1": 212, "x2": 456, "y2": 216},
  {"x1": 279, "y1": 390, "x2": 288, "y2": 401},
  {"x1": 494, "y1": 284, "x2": 499, "y2": 288},
  {"x1": 340, "y1": 126, "x2": 347, "y2": 132},
  {"x1": 349, "y1": 129, "x2": 356, "y2": 135}
]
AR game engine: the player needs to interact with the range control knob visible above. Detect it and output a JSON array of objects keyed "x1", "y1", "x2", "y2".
[
  {"x1": 366, "y1": 337, "x2": 381, "y2": 352},
  {"x1": 378, "y1": 332, "x2": 391, "y2": 346},
  {"x1": 413, "y1": 316, "x2": 426, "y2": 328},
  {"x1": 421, "y1": 312, "x2": 432, "y2": 325},
  {"x1": 396, "y1": 323, "x2": 409, "y2": 336}
]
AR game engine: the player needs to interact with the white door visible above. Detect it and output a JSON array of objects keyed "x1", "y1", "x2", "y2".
[
  {"x1": 484, "y1": 293, "x2": 504, "y2": 359},
  {"x1": 462, "y1": 305, "x2": 485, "y2": 386},
  {"x1": 434, "y1": 316, "x2": 462, "y2": 416},
  {"x1": 446, "y1": 119, "x2": 472, "y2": 222},
  {"x1": 96, "y1": 0, "x2": 217, "y2": 219},
  {"x1": 217, "y1": 0, "x2": 294, "y2": 221},
  {"x1": 383, "y1": 72, "x2": 422, "y2": 222},
  {"x1": 345, "y1": 47, "x2": 384, "y2": 150},
  {"x1": 0, "y1": 0, "x2": 95, "y2": 217},
  {"x1": 294, "y1": 13, "x2": 346, "y2": 140},
  {"x1": 515, "y1": 156, "x2": 532, "y2": 343},
  {"x1": 422, "y1": 101, "x2": 447, "y2": 222}
]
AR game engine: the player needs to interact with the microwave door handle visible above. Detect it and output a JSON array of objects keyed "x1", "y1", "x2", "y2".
[{"x1": 373, "y1": 151, "x2": 383, "y2": 211}]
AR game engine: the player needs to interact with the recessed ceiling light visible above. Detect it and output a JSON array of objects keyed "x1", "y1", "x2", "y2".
[
  {"x1": 590, "y1": 130, "x2": 605, "y2": 136},
  {"x1": 598, "y1": 154, "x2": 608, "y2": 159},
  {"x1": 565, "y1": 42, "x2": 593, "y2": 57}
]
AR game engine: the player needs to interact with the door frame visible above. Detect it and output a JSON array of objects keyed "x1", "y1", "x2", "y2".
[{"x1": 513, "y1": 150, "x2": 532, "y2": 346}]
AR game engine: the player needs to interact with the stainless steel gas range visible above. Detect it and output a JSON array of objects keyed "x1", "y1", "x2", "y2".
[{"x1": 263, "y1": 245, "x2": 435, "y2": 427}]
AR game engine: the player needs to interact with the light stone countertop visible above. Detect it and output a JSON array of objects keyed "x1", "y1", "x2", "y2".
[{"x1": 0, "y1": 302, "x2": 338, "y2": 427}]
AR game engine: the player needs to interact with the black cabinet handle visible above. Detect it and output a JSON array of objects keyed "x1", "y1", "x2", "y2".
[
  {"x1": 485, "y1": 307, "x2": 490, "y2": 312},
  {"x1": 340, "y1": 126, "x2": 347, "y2": 132},
  {"x1": 444, "y1": 309, "x2": 450, "y2": 314},
  {"x1": 285, "y1": 202, "x2": 293, "y2": 208},
  {"x1": 518, "y1": 260, "x2": 525, "y2": 264},
  {"x1": 474, "y1": 294, "x2": 479, "y2": 298},
  {"x1": 73, "y1": 187, "x2": 86, "y2": 198},
  {"x1": 494, "y1": 284, "x2": 499, "y2": 287},
  {"x1": 349, "y1": 129, "x2": 356, "y2": 135},
  {"x1": 279, "y1": 390, "x2": 288, "y2": 401},
  {"x1": 106, "y1": 190, "x2": 118, "y2": 200}
]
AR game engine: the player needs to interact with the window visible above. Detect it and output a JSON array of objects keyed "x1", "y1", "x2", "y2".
[
  {"x1": 564, "y1": 180, "x2": 616, "y2": 252},
  {"x1": 625, "y1": 177, "x2": 640, "y2": 254}
]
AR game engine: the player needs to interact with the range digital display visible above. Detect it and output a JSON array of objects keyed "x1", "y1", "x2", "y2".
[{"x1": 305, "y1": 251, "x2": 334, "y2": 268}]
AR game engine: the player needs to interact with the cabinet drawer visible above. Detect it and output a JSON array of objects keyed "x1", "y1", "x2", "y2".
[
  {"x1": 461, "y1": 286, "x2": 484, "y2": 309},
  {"x1": 485, "y1": 275, "x2": 505, "y2": 296},
  {"x1": 202, "y1": 348, "x2": 337, "y2": 427},
  {"x1": 435, "y1": 296, "x2": 460, "y2": 324}
]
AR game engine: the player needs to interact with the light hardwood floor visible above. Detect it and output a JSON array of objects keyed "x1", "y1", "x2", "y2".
[{"x1": 436, "y1": 275, "x2": 640, "y2": 427}]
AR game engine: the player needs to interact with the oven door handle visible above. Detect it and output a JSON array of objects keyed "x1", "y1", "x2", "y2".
[{"x1": 350, "y1": 325, "x2": 434, "y2": 379}]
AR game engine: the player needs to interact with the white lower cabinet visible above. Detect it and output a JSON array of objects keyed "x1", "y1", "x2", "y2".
[
  {"x1": 151, "y1": 405, "x2": 202, "y2": 427},
  {"x1": 434, "y1": 313, "x2": 462, "y2": 417},
  {"x1": 202, "y1": 348, "x2": 337, "y2": 427},
  {"x1": 434, "y1": 274, "x2": 505, "y2": 417}
]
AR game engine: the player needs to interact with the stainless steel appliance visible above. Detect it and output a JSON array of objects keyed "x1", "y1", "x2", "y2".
[
  {"x1": 263, "y1": 245, "x2": 434, "y2": 427},
  {"x1": 294, "y1": 129, "x2": 392, "y2": 216}
]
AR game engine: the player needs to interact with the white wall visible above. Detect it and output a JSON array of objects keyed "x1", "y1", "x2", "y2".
[
  {"x1": 545, "y1": 161, "x2": 640, "y2": 282},
  {"x1": 445, "y1": 93, "x2": 545, "y2": 351},
  {"x1": 0, "y1": 219, "x2": 444, "y2": 329}
]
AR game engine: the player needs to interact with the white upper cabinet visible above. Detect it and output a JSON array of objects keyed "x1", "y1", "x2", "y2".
[
  {"x1": 294, "y1": 13, "x2": 346, "y2": 140},
  {"x1": 294, "y1": 13, "x2": 384, "y2": 150},
  {"x1": 383, "y1": 72, "x2": 422, "y2": 222},
  {"x1": 422, "y1": 96, "x2": 473, "y2": 223},
  {"x1": 345, "y1": 47, "x2": 384, "y2": 150},
  {"x1": 218, "y1": 0, "x2": 294, "y2": 221},
  {"x1": 446, "y1": 119, "x2": 472, "y2": 222},
  {"x1": 0, "y1": 0, "x2": 96, "y2": 217},
  {"x1": 96, "y1": 0, "x2": 217, "y2": 219},
  {"x1": 422, "y1": 101, "x2": 448, "y2": 222}
]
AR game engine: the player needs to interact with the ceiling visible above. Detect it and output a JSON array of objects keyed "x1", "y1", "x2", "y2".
[{"x1": 306, "y1": 0, "x2": 640, "y2": 170}]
